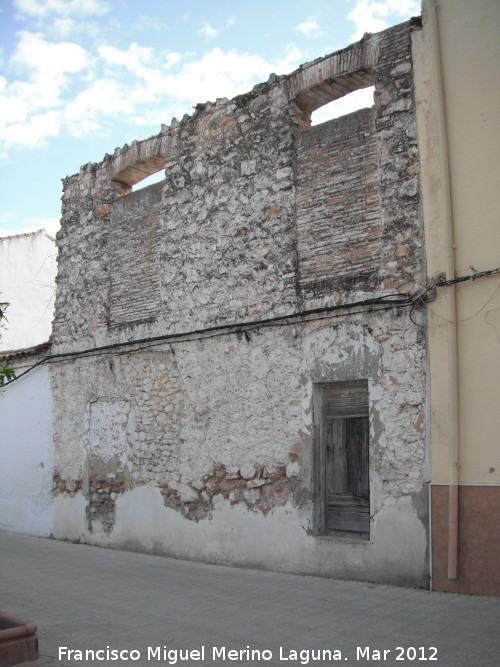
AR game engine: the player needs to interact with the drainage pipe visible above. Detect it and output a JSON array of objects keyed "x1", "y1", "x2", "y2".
[{"x1": 427, "y1": 0, "x2": 459, "y2": 580}]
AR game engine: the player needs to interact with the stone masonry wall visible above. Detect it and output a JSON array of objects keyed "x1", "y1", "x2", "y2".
[
  {"x1": 50, "y1": 21, "x2": 430, "y2": 586},
  {"x1": 53, "y1": 22, "x2": 422, "y2": 350}
]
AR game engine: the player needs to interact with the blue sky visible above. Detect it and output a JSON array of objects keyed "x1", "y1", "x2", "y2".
[{"x1": 0, "y1": 0, "x2": 420, "y2": 238}]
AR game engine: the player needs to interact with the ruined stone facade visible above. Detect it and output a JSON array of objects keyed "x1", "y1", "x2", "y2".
[{"x1": 51, "y1": 20, "x2": 429, "y2": 587}]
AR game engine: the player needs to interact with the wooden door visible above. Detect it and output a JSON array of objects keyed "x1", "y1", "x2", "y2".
[{"x1": 324, "y1": 385, "x2": 369, "y2": 533}]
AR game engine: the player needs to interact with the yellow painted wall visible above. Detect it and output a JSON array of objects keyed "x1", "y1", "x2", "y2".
[{"x1": 413, "y1": 0, "x2": 500, "y2": 484}]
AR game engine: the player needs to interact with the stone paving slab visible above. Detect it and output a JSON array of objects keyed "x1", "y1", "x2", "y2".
[{"x1": 1, "y1": 531, "x2": 499, "y2": 667}]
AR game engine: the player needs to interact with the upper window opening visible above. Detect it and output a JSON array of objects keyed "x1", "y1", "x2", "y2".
[
  {"x1": 292, "y1": 68, "x2": 375, "y2": 129},
  {"x1": 311, "y1": 86, "x2": 375, "y2": 126},
  {"x1": 132, "y1": 170, "x2": 165, "y2": 192},
  {"x1": 112, "y1": 154, "x2": 166, "y2": 196}
]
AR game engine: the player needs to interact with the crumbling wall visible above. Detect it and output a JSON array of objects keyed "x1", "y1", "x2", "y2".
[
  {"x1": 53, "y1": 77, "x2": 297, "y2": 351},
  {"x1": 51, "y1": 20, "x2": 429, "y2": 587},
  {"x1": 158, "y1": 85, "x2": 298, "y2": 331}
]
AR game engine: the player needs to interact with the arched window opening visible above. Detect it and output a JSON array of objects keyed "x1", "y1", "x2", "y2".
[
  {"x1": 111, "y1": 154, "x2": 166, "y2": 196},
  {"x1": 311, "y1": 86, "x2": 375, "y2": 126},
  {"x1": 292, "y1": 68, "x2": 375, "y2": 129}
]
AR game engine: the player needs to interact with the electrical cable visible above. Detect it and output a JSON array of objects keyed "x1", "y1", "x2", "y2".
[
  {"x1": 1, "y1": 293, "x2": 413, "y2": 385},
  {"x1": 2, "y1": 266, "x2": 498, "y2": 388}
]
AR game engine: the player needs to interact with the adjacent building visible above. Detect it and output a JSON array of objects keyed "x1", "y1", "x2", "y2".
[
  {"x1": 0, "y1": 229, "x2": 57, "y2": 351},
  {"x1": 413, "y1": 0, "x2": 500, "y2": 595}
]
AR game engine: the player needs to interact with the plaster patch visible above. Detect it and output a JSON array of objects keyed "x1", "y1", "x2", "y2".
[{"x1": 88, "y1": 399, "x2": 130, "y2": 462}]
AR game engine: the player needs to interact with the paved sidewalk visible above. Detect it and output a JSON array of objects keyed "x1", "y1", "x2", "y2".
[{"x1": 1, "y1": 531, "x2": 499, "y2": 667}]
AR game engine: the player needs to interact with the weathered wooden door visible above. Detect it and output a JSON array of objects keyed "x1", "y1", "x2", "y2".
[{"x1": 324, "y1": 385, "x2": 369, "y2": 533}]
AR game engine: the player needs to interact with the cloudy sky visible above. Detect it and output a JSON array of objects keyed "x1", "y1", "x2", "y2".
[{"x1": 0, "y1": 0, "x2": 420, "y2": 238}]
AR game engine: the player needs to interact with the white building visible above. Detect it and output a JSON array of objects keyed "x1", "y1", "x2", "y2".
[{"x1": 0, "y1": 229, "x2": 57, "y2": 351}]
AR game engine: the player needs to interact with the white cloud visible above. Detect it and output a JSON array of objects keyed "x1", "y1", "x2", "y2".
[
  {"x1": 2, "y1": 109, "x2": 61, "y2": 147},
  {"x1": 97, "y1": 43, "x2": 174, "y2": 97},
  {"x1": 164, "y1": 52, "x2": 182, "y2": 69},
  {"x1": 12, "y1": 30, "x2": 88, "y2": 73},
  {"x1": 0, "y1": 31, "x2": 305, "y2": 154},
  {"x1": 272, "y1": 45, "x2": 305, "y2": 75},
  {"x1": 63, "y1": 79, "x2": 142, "y2": 137},
  {"x1": 133, "y1": 14, "x2": 170, "y2": 33},
  {"x1": 199, "y1": 21, "x2": 218, "y2": 39},
  {"x1": 161, "y1": 48, "x2": 299, "y2": 103},
  {"x1": 95, "y1": 43, "x2": 303, "y2": 112},
  {"x1": 11, "y1": 31, "x2": 88, "y2": 104},
  {"x1": 0, "y1": 77, "x2": 26, "y2": 127},
  {"x1": 14, "y1": 0, "x2": 110, "y2": 18},
  {"x1": 297, "y1": 17, "x2": 324, "y2": 36},
  {"x1": 348, "y1": 0, "x2": 420, "y2": 40},
  {"x1": 0, "y1": 32, "x2": 88, "y2": 149},
  {"x1": 99, "y1": 43, "x2": 155, "y2": 77},
  {"x1": 50, "y1": 17, "x2": 76, "y2": 37}
]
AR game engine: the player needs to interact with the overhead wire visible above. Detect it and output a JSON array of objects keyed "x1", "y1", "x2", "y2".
[{"x1": 2, "y1": 266, "x2": 499, "y2": 388}]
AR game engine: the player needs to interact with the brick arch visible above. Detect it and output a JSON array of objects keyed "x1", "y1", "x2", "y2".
[
  {"x1": 286, "y1": 33, "x2": 381, "y2": 127},
  {"x1": 110, "y1": 134, "x2": 170, "y2": 192}
]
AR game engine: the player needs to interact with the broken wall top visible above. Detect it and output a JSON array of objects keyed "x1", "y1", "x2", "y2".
[{"x1": 53, "y1": 20, "x2": 423, "y2": 353}]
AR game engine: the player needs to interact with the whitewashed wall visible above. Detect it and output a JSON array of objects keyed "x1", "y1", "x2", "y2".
[
  {"x1": 0, "y1": 362, "x2": 53, "y2": 536},
  {"x1": 0, "y1": 230, "x2": 57, "y2": 351}
]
